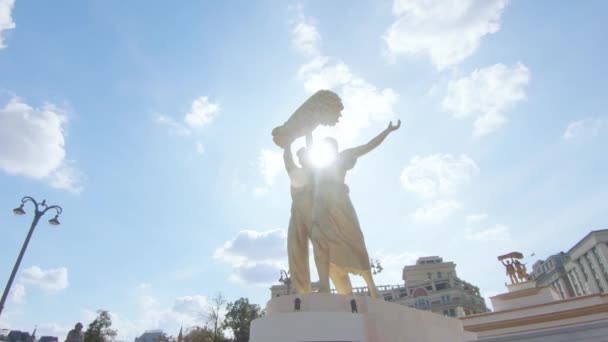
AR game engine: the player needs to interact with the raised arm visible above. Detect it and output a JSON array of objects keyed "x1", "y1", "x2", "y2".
[
  {"x1": 283, "y1": 142, "x2": 297, "y2": 173},
  {"x1": 344, "y1": 120, "x2": 401, "y2": 158}
]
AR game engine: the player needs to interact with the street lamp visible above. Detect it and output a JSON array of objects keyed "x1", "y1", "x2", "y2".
[
  {"x1": 279, "y1": 269, "x2": 292, "y2": 295},
  {"x1": 0, "y1": 196, "x2": 63, "y2": 318}
]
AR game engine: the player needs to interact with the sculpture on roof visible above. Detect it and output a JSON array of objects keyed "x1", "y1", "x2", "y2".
[{"x1": 498, "y1": 252, "x2": 530, "y2": 284}]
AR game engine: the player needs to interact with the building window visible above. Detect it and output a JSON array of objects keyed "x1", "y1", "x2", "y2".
[
  {"x1": 441, "y1": 295, "x2": 451, "y2": 304},
  {"x1": 427, "y1": 272, "x2": 432, "y2": 279},
  {"x1": 437, "y1": 271, "x2": 443, "y2": 279},
  {"x1": 415, "y1": 298, "x2": 430, "y2": 310}
]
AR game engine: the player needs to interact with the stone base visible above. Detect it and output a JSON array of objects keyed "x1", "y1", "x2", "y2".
[
  {"x1": 506, "y1": 280, "x2": 536, "y2": 293},
  {"x1": 250, "y1": 293, "x2": 477, "y2": 342},
  {"x1": 490, "y1": 283, "x2": 560, "y2": 312}
]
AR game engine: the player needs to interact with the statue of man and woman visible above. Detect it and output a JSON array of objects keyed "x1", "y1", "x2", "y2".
[
  {"x1": 498, "y1": 252, "x2": 530, "y2": 285},
  {"x1": 273, "y1": 90, "x2": 400, "y2": 298}
]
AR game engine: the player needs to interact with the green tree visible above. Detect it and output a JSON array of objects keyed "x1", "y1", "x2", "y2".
[
  {"x1": 154, "y1": 333, "x2": 175, "y2": 342},
  {"x1": 223, "y1": 298, "x2": 262, "y2": 342},
  {"x1": 84, "y1": 310, "x2": 117, "y2": 342},
  {"x1": 183, "y1": 327, "x2": 214, "y2": 342}
]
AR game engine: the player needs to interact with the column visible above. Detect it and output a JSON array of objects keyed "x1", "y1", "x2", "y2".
[
  {"x1": 586, "y1": 251, "x2": 608, "y2": 292},
  {"x1": 579, "y1": 257, "x2": 600, "y2": 293}
]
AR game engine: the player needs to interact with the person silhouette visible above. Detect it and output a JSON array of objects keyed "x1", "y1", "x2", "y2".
[
  {"x1": 294, "y1": 297, "x2": 301, "y2": 312},
  {"x1": 350, "y1": 299, "x2": 358, "y2": 313}
]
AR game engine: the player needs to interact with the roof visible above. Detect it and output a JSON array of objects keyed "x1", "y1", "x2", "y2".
[{"x1": 567, "y1": 229, "x2": 608, "y2": 254}]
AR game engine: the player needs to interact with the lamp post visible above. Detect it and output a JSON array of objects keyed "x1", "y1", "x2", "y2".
[
  {"x1": 279, "y1": 269, "x2": 292, "y2": 295},
  {"x1": 0, "y1": 197, "x2": 62, "y2": 318}
]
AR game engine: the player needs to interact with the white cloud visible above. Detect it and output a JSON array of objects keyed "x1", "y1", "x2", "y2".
[
  {"x1": 383, "y1": 0, "x2": 508, "y2": 70},
  {"x1": 400, "y1": 154, "x2": 479, "y2": 198},
  {"x1": 47, "y1": 161, "x2": 84, "y2": 193},
  {"x1": 214, "y1": 229, "x2": 286, "y2": 265},
  {"x1": 562, "y1": 116, "x2": 607, "y2": 141},
  {"x1": 230, "y1": 263, "x2": 282, "y2": 286},
  {"x1": 0, "y1": 0, "x2": 15, "y2": 49},
  {"x1": 292, "y1": 9, "x2": 398, "y2": 146},
  {"x1": 257, "y1": 149, "x2": 283, "y2": 186},
  {"x1": 254, "y1": 149, "x2": 283, "y2": 196},
  {"x1": 292, "y1": 11, "x2": 320, "y2": 56},
  {"x1": 214, "y1": 229, "x2": 287, "y2": 286},
  {"x1": 411, "y1": 199, "x2": 462, "y2": 223},
  {"x1": 184, "y1": 96, "x2": 219, "y2": 128},
  {"x1": 465, "y1": 213, "x2": 488, "y2": 223},
  {"x1": 442, "y1": 63, "x2": 530, "y2": 137},
  {"x1": 83, "y1": 290, "x2": 215, "y2": 342},
  {"x1": 0, "y1": 96, "x2": 83, "y2": 192},
  {"x1": 465, "y1": 224, "x2": 511, "y2": 241},
  {"x1": 154, "y1": 114, "x2": 191, "y2": 136},
  {"x1": 172, "y1": 295, "x2": 209, "y2": 320},
  {"x1": 36, "y1": 323, "x2": 71, "y2": 340},
  {"x1": 155, "y1": 96, "x2": 220, "y2": 153},
  {"x1": 8, "y1": 283, "x2": 25, "y2": 304},
  {"x1": 20, "y1": 266, "x2": 69, "y2": 292}
]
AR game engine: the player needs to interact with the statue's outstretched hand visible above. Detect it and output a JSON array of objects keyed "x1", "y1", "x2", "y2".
[{"x1": 387, "y1": 120, "x2": 401, "y2": 132}]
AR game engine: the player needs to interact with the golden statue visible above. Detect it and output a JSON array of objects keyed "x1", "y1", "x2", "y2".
[
  {"x1": 274, "y1": 90, "x2": 400, "y2": 298},
  {"x1": 276, "y1": 90, "x2": 343, "y2": 294},
  {"x1": 498, "y1": 252, "x2": 530, "y2": 284}
]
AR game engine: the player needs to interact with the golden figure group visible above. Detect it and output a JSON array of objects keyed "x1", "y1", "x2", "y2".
[
  {"x1": 275, "y1": 90, "x2": 400, "y2": 298},
  {"x1": 498, "y1": 252, "x2": 530, "y2": 284}
]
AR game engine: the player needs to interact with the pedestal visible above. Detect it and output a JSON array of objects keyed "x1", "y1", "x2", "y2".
[
  {"x1": 490, "y1": 281, "x2": 560, "y2": 312},
  {"x1": 250, "y1": 293, "x2": 477, "y2": 342}
]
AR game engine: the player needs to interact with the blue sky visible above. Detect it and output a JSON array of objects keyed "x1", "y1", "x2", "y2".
[{"x1": 1, "y1": 0, "x2": 607, "y2": 339}]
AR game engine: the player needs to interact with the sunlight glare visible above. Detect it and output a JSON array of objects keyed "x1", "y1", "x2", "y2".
[{"x1": 308, "y1": 141, "x2": 336, "y2": 168}]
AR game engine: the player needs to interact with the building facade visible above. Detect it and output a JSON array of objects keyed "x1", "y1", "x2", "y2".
[
  {"x1": 270, "y1": 256, "x2": 489, "y2": 318},
  {"x1": 134, "y1": 330, "x2": 164, "y2": 342},
  {"x1": 528, "y1": 229, "x2": 608, "y2": 300},
  {"x1": 530, "y1": 252, "x2": 575, "y2": 299},
  {"x1": 564, "y1": 229, "x2": 608, "y2": 296}
]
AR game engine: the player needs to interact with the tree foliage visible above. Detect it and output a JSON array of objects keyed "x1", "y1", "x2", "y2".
[
  {"x1": 183, "y1": 327, "x2": 227, "y2": 342},
  {"x1": 154, "y1": 333, "x2": 175, "y2": 342},
  {"x1": 223, "y1": 298, "x2": 263, "y2": 342},
  {"x1": 84, "y1": 310, "x2": 117, "y2": 342}
]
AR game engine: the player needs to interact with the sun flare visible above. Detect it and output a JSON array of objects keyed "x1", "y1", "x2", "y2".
[{"x1": 308, "y1": 141, "x2": 336, "y2": 168}]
